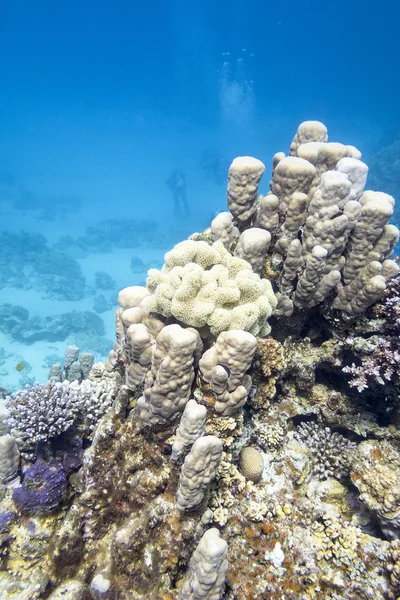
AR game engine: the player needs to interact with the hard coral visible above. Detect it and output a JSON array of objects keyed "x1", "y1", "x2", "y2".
[
  {"x1": 143, "y1": 240, "x2": 277, "y2": 337},
  {"x1": 294, "y1": 422, "x2": 356, "y2": 481},
  {"x1": 351, "y1": 440, "x2": 400, "y2": 541},
  {"x1": 5, "y1": 379, "x2": 116, "y2": 451},
  {"x1": 343, "y1": 336, "x2": 400, "y2": 391},
  {"x1": 374, "y1": 276, "x2": 400, "y2": 333},
  {"x1": 239, "y1": 447, "x2": 264, "y2": 483},
  {"x1": 6, "y1": 382, "x2": 81, "y2": 447}
]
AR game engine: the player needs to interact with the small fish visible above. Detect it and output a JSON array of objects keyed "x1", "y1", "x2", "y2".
[{"x1": 16, "y1": 362, "x2": 25, "y2": 372}]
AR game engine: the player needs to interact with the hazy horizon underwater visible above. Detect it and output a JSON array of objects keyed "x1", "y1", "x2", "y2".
[{"x1": 0, "y1": 1, "x2": 400, "y2": 599}]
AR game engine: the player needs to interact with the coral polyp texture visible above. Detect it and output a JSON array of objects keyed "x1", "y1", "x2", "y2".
[
  {"x1": 143, "y1": 239, "x2": 277, "y2": 337},
  {"x1": 1, "y1": 120, "x2": 400, "y2": 600}
]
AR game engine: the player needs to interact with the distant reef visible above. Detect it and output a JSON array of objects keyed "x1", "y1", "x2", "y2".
[
  {"x1": 55, "y1": 217, "x2": 169, "y2": 257},
  {"x1": 0, "y1": 231, "x2": 86, "y2": 301},
  {"x1": 0, "y1": 303, "x2": 105, "y2": 344}
]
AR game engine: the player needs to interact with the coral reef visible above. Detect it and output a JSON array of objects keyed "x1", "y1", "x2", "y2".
[
  {"x1": 0, "y1": 232, "x2": 86, "y2": 300},
  {"x1": 293, "y1": 422, "x2": 356, "y2": 481},
  {"x1": 0, "y1": 304, "x2": 105, "y2": 344},
  {"x1": 55, "y1": 218, "x2": 171, "y2": 255},
  {"x1": 12, "y1": 459, "x2": 67, "y2": 515},
  {"x1": 94, "y1": 271, "x2": 116, "y2": 291},
  {"x1": 0, "y1": 120, "x2": 399, "y2": 600},
  {"x1": 5, "y1": 375, "x2": 117, "y2": 452},
  {"x1": 49, "y1": 344, "x2": 95, "y2": 383}
]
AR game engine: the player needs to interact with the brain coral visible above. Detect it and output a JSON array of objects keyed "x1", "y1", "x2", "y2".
[
  {"x1": 239, "y1": 446, "x2": 264, "y2": 482},
  {"x1": 142, "y1": 240, "x2": 277, "y2": 337}
]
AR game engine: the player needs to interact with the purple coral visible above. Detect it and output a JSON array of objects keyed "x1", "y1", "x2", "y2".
[
  {"x1": 12, "y1": 458, "x2": 67, "y2": 515},
  {"x1": 0, "y1": 511, "x2": 17, "y2": 533}
]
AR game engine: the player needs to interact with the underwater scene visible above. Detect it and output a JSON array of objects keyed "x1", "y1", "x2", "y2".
[{"x1": 1, "y1": 1, "x2": 400, "y2": 598}]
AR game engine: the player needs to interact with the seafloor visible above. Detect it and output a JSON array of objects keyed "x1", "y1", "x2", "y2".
[{"x1": 0, "y1": 121, "x2": 399, "y2": 600}]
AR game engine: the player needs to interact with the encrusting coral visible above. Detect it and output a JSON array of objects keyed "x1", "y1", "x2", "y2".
[{"x1": 0, "y1": 120, "x2": 400, "y2": 600}]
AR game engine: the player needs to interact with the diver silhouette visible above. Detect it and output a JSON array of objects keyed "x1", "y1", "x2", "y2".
[
  {"x1": 200, "y1": 150, "x2": 229, "y2": 186},
  {"x1": 166, "y1": 170, "x2": 190, "y2": 217}
]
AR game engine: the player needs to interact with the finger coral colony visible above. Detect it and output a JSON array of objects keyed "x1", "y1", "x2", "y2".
[{"x1": 0, "y1": 121, "x2": 399, "y2": 599}]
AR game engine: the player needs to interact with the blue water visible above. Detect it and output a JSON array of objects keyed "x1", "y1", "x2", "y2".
[{"x1": 1, "y1": 0, "x2": 400, "y2": 390}]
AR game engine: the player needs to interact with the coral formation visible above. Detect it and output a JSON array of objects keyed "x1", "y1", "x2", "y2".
[
  {"x1": 0, "y1": 304, "x2": 106, "y2": 344},
  {"x1": 144, "y1": 240, "x2": 277, "y2": 337},
  {"x1": 180, "y1": 528, "x2": 228, "y2": 599},
  {"x1": 239, "y1": 446, "x2": 264, "y2": 482},
  {"x1": 351, "y1": 440, "x2": 400, "y2": 540},
  {"x1": 177, "y1": 436, "x2": 223, "y2": 511},
  {"x1": 5, "y1": 376, "x2": 117, "y2": 451},
  {"x1": 172, "y1": 399, "x2": 207, "y2": 461},
  {"x1": 227, "y1": 156, "x2": 265, "y2": 222},
  {"x1": 0, "y1": 120, "x2": 399, "y2": 600},
  {"x1": 199, "y1": 330, "x2": 257, "y2": 415},
  {"x1": 0, "y1": 435, "x2": 20, "y2": 483},
  {"x1": 294, "y1": 422, "x2": 356, "y2": 481},
  {"x1": 0, "y1": 232, "x2": 86, "y2": 301},
  {"x1": 12, "y1": 458, "x2": 67, "y2": 515},
  {"x1": 6, "y1": 381, "x2": 83, "y2": 448},
  {"x1": 136, "y1": 324, "x2": 201, "y2": 426},
  {"x1": 49, "y1": 344, "x2": 94, "y2": 383}
]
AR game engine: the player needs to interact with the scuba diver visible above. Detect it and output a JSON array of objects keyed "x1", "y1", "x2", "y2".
[
  {"x1": 200, "y1": 149, "x2": 230, "y2": 186},
  {"x1": 166, "y1": 170, "x2": 190, "y2": 217}
]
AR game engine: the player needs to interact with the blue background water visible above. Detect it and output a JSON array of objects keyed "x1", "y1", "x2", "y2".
[{"x1": 1, "y1": 0, "x2": 400, "y2": 390}]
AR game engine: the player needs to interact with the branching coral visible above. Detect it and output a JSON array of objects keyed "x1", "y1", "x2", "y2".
[
  {"x1": 341, "y1": 277, "x2": 400, "y2": 391},
  {"x1": 6, "y1": 381, "x2": 82, "y2": 446},
  {"x1": 343, "y1": 336, "x2": 400, "y2": 391},
  {"x1": 294, "y1": 422, "x2": 356, "y2": 480},
  {"x1": 374, "y1": 276, "x2": 400, "y2": 333},
  {"x1": 5, "y1": 378, "x2": 116, "y2": 449},
  {"x1": 312, "y1": 514, "x2": 362, "y2": 567}
]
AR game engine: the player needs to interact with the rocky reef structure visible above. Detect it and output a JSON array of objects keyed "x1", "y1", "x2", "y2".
[
  {"x1": 49, "y1": 344, "x2": 95, "y2": 383},
  {"x1": 0, "y1": 121, "x2": 399, "y2": 599}
]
